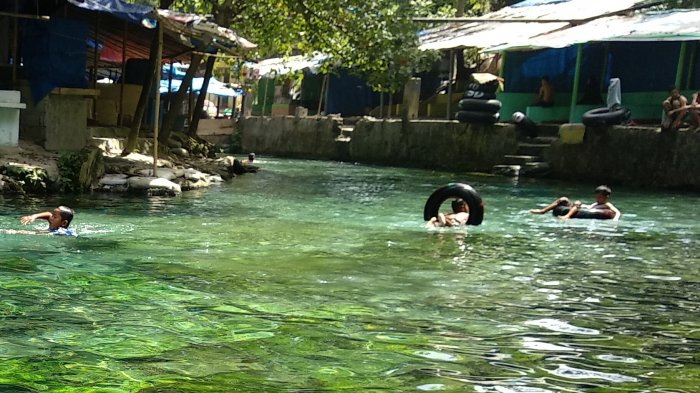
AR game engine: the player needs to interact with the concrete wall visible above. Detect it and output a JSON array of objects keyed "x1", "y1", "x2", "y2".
[
  {"x1": 19, "y1": 82, "x2": 90, "y2": 151},
  {"x1": 239, "y1": 116, "x2": 700, "y2": 189},
  {"x1": 240, "y1": 116, "x2": 348, "y2": 160},
  {"x1": 240, "y1": 116, "x2": 519, "y2": 172},
  {"x1": 349, "y1": 119, "x2": 518, "y2": 171},
  {"x1": 549, "y1": 126, "x2": 700, "y2": 190}
]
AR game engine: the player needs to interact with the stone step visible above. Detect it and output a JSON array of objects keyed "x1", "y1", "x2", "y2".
[
  {"x1": 529, "y1": 136, "x2": 558, "y2": 144},
  {"x1": 339, "y1": 125, "x2": 354, "y2": 137},
  {"x1": 503, "y1": 154, "x2": 539, "y2": 165},
  {"x1": 521, "y1": 161, "x2": 551, "y2": 177},
  {"x1": 492, "y1": 164, "x2": 521, "y2": 177},
  {"x1": 517, "y1": 143, "x2": 551, "y2": 156}
]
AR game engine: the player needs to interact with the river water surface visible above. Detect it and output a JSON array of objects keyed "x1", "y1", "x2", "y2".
[{"x1": 0, "y1": 157, "x2": 698, "y2": 392}]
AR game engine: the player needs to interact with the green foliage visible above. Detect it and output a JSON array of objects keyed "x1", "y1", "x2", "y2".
[
  {"x1": 56, "y1": 151, "x2": 84, "y2": 193},
  {"x1": 1, "y1": 164, "x2": 48, "y2": 193},
  {"x1": 56, "y1": 149, "x2": 105, "y2": 193}
]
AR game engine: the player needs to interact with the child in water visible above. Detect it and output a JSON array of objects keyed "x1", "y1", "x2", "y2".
[
  {"x1": 529, "y1": 185, "x2": 620, "y2": 221},
  {"x1": 427, "y1": 199, "x2": 470, "y2": 227},
  {"x1": 20, "y1": 206, "x2": 76, "y2": 236}
]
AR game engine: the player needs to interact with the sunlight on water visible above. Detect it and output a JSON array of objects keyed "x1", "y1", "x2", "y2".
[{"x1": 0, "y1": 157, "x2": 698, "y2": 392}]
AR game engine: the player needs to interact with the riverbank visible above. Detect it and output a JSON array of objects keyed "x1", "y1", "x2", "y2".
[{"x1": 0, "y1": 136, "x2": 256, "y2": 196}]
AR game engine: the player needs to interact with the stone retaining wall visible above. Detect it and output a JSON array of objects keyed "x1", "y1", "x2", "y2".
[
  {"x1": 239, "y1": 116, "x2": 700, "y2": 190},
  {"x1": 549, "y1": 126, "x2": 700, "y2": 190},
  {"x1": 239, "y1": 116, "x2": 519, "y2": 172}
]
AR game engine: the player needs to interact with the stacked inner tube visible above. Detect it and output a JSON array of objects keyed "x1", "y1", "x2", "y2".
[
  {"x1": 582, "y1": 104, "x2": 631, "y2": 127},
  {"x1": 456, "y1": 81, "x2": 501, "y2": 124},
  {"x1": 424, "y1": 183, "x2": 484, "y2": 226}
]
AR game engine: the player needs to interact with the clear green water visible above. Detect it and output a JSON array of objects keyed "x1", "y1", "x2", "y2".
[{"x1": 0, "y1": 157, "x2": 699, "y2": 392}]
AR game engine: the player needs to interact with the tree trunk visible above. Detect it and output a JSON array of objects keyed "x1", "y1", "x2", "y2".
[
  {"x1": 122, "y1": 30, "x2": 159, "y2": 155},
  {"x1": 188, "y1": 53, "x2": 216, "y2": 137},
  {"x1": 159, "y1": 52, "x2": 203, "y2": 144},
  {"x1": 159, "y1": 0, "x2": 175, "y2": 9}
]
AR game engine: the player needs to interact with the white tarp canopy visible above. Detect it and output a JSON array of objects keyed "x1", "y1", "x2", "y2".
[
  {"x1": 486, "y1": 9, "x2": 700, "y2": 52},
  {"x1": 250, "y1": 54, "x2": 328, "y2": 78},
  {"x1": 418, "y1": 0, "x2": 654, "y2": 51}
]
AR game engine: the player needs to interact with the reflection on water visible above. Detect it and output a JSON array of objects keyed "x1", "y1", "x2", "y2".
[{"x1": 0, "y1": 157, "x2": 699, "y2": 392}]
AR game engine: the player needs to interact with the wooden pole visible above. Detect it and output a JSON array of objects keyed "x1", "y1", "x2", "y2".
[
  {"x1": 152, "y1": 23, "x2": 163, "y2": 178},
  {"x1": 188, "y1": 53, "x2": 216, "y2": 137},
  {"x1": 446, "y1": 50, "x2": 454, "y2": 120},
  {"x1": 317, "y1": 74, "x2": 328, "y2": 117},
  {"x1": 118, "y1": 21, "x2": 128, "y2": 127},
  {"x1": 92, "y1": 15, "x2": 100, "y2": 119},
  {"x1": 10, "y1": 0, "x2": 19, "y2": 86},
  {"x1": 569, "y1": 43, "x2": 583, "y2": 123},
  {"x1": 167, "y1": 61, "x2": 174, "y2": 111}
]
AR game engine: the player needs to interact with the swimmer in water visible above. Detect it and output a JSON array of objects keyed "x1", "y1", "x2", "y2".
[
  {"x1": 20, "y1": 205, "x2": 76, "y2": 236},
  {"x1": 427, "y1": 198, "x2": 470, "y2": 227}
]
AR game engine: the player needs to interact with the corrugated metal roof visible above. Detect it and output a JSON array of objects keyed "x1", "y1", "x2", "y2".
[
  {"x1": 418, "y1": 0, "x2": 654, "y2": 51},
  {"x1": 486, "y1": 9, "x2": 700, "y2": 52}
]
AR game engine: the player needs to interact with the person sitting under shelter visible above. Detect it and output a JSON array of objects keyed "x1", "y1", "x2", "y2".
[
  {"x1": 662, "y1": 86, "x2": 688, "y2": 131},
  {"x1": 533, "y1": 76, "x2": 554, "y2": 107}
]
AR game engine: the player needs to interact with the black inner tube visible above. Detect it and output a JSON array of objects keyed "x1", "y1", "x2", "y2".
[
  {"x1": 552, "y1": 205, "x2": 615, "y2": 220},
  {"x1": 423, "y1": 183, "x2": 484, "y2": 226}
]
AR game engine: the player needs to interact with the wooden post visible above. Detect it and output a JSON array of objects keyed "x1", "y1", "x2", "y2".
[
  {"x1": 188, "y1": 53, "x2": 216, "y2": 136},
  {"x1": 167, "y1": 61, "x2": 174, "y2": 111},
  {"x1": 675, "y1": 41, "x2": 687, "y2": 89},
  {"x1": 317, "y1": 74, "x2": 328, "y2": 117},
  {"x1": 446, "y1": 49, "x2": 454, "y2": 120},
  {"x1": 11, "y1": 0, "x2": 18, "y2": 85},
  {"x1": 152, "y1": 23, "x2": 163, "y2": 178},
  {"x1": 262, "y1": 77, "x2": 270, "y2": 116},
  {"x1": 91, "y1": 15, "x2": 100, "y2": 120},
  {"x1": 118, "y1": 21, "x2": 128, "y2": 126},
  {"x1": 569, "y1": 44, "x2": 583, "y2": 123}
]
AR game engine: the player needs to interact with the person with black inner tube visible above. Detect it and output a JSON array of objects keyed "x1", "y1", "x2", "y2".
[
  {"x1": 427, "y1": 199, "x2": 470, "y2": 227},
  {"x1": 662, "y1": 86, "x2": 688, "y2": 131},
  {"x1": 529, "y1": 185, "x2": 620, "y2": 221},
  {"x1": 533, "y1": 76, "x2": 554, "y2": 107}
]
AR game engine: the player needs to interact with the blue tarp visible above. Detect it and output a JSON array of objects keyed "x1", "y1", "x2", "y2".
[
  {"x1": 159, "y1": 78, "x2": 243, "y2": 97},
  {"x1": 325, "y1": 72, "x2": 380, "y2": 116},
  {"x1": 22, "y1": 18, "x2": 88, "y2": 102},
  {"x1": 66, "y1": 0, "x2": 154, "y2": 27}
]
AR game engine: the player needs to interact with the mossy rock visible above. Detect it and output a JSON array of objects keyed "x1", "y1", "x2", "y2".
[{"x1": 1, "y1": 163, "x2": 48, "y2": 193}]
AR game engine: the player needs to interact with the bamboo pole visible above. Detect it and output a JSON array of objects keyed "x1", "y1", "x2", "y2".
[
  {"x1": 118, "y1": 21, "x2": 128, "y2": 127},
  {"x1": 152, "y1": 23, "x2": 163, "y2": 178}
]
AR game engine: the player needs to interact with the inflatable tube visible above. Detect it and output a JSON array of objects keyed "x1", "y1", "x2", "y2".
[
  {"x1": 463, "y1": 90, "x2": 497, "y2": 100},
  {"x1": 424, "y1": 183, "x2": 484, "y2": 226},
  {"x1": 458, "y1": 98, "x2": 502, "y2": 113},
  {"x1": 466, "y1": 82, "x2": 498, "y2": 94},
  {"x1": 582, "y1": 105, "x2": 631, "y2": 127},
  {"x1": 456, "y1": 110, "x2": 500, "y2": 124},
  {"x1": 552, "y1": 205, "x2": 615, "y2": 220}
]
